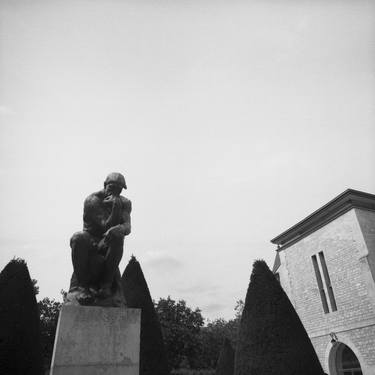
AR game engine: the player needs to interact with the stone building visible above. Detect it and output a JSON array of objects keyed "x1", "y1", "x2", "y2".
[{"x1": 271, "y1": 189, "x2": 375, "y2": 375}]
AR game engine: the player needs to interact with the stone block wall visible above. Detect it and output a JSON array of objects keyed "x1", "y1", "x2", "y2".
[
  {"x1": 311, "y1": 325, "x2": 375, "y2": 374},
  {"x1": 278, "y1": 208, "x2": 375, "y2": 373}
]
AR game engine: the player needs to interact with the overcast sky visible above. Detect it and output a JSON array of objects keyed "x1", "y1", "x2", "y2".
[{"x1": 1, "y1": 0, "x2": 374, "y2": 320}]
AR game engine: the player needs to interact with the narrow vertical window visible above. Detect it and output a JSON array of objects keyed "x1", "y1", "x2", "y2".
[
  {"x1": 312, "y1": 255, "x2": 329, "y2": 313},
  {"x1": 319, "y1": 251, "x2": 337, "y2": 312}
]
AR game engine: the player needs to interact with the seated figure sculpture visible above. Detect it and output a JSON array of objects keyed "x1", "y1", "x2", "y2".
[{"x1": 66, "y1": 172, "x2": 131, "y2": 306}]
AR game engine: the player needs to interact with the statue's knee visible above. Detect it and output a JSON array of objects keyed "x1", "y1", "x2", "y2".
[
  {"x1": 70, "y1": 231, "x2": 90, "y2": 248},
  {"x1": 109, "y1": 234, "x2": 123, "y2": 246}
]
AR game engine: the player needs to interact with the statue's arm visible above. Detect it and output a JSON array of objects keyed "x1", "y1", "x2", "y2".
[
  {"x1": 104, "y1": 197, "x2": 122, "y2": 231},
  {"x1": 83, "y1": 194, "x2": 106, "y2": 233},
  {"x1": 117, "y1": 199, "x2": 132, "y2": 236},
  {"x1": 105, "y1": 199, "x2": 132, "y2": 237}
]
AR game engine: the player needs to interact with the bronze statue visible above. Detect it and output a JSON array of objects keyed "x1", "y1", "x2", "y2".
[{"x1": 66, "y1": 172, "x2": 131, "y2": 306}]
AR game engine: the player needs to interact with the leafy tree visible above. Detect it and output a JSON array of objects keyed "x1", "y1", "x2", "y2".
[
  {"x1": 155, "y1": 296, "x2": 204, "y2": 370},
  {"x1": 38, "y1": 297, "x2": 62, "y2": 371},
  {"x1": 199, "y1": 319, "x2": 228, "y2": 369},
  {"x1": 31, "y1": 279, "x2": 39, "y2": 295},
  {"x1": 234, "y1": 300, "x2": 244, "y2": 320},
  {"x1": 122, "y1": 256, "x2": 169, "y2": 375},
  {"x1": 29, "y1": 281, "x2": 63, "y2": 371},
  {"x1": 234, "y1": 260, "x2": 325, "y2": 375},
  {"x1": 199, "y1": 318, "x2": 237, "y2": 369},
  {"x1": 198, "y1": 299, "x2": 242, "y2": 369},
  {"x1": 0, "y1": 258, "x2": 43, "y2": 375},
  {"x1": 216, "y1": 338, "x2": 234, "y2": 375}
]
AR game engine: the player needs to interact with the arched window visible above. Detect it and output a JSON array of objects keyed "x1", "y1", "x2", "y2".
[{"x1": 335, "y1": 344, "x2": 362, "y2": 375}]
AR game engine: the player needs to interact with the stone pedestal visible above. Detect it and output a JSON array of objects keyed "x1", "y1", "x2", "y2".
[{"x1": 50, "y1": 305, "x2": 141, "y2": 375}]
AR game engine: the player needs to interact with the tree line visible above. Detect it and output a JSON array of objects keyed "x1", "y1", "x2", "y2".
[
  {"x1": 0, "y1": 256, "x2": 326, "y2": 375},
  {"x1": 0, "y1": 257, "x2": 242, "y2": 374}
]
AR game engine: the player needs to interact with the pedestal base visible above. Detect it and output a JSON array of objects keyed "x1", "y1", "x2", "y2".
[{"x1": 50, "y1": 305, "x2": 141, "y2": 375}]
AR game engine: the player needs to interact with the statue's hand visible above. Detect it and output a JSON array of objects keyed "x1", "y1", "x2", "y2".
[
  {"x1": 104, "y1": 226, "x2": 123, "y2": 241},
  {"x1": 112, "y1": 197, "x2": 122, "y2": 209},
  {"x1": 104, "y1": 195, "x2": 122, "y2": 208},
  {"x1": 103, "y1": 195, "x2": 115, "y2": 204}
]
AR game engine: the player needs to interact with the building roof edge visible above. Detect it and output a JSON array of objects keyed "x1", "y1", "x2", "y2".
[{"x1": 271, "y1": 189, "x2": 375, "y2": 248}]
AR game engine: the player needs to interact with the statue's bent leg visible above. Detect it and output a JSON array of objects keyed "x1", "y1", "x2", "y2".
[
  {"x1": 100, "y1": 235, "x2": 124, "y2": 290},
  {"x1": 70, "y1": 231, "x2": 96, "y2": 289}
]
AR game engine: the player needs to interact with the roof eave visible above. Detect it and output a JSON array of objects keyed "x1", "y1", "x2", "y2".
[{"x1": 271, "y1": 189, "x2": 375, "y2": 249}]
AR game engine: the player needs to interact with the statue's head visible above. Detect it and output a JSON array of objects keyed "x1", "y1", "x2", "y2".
[{"x1": 104, "y1": 172, "x2": 127, "y2": 196}]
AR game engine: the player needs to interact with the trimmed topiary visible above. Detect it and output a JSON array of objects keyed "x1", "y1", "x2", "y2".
[
  {"x1": 234, "y1": 259, "x2": 324, "y2": 375},
  {"x1": 122, "y1": 256, "x2": 170, "y2": 375},
  {"x1": 216, "y1": 337, "x2": 234, "y2": 375},
  {"x1": 0, "y1": 258, "x2": 43, "y2": 375}
]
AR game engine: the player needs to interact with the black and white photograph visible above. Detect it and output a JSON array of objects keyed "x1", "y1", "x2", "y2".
[{"x1": 0, "y1": 1, "x2": 374, "y2": 374}]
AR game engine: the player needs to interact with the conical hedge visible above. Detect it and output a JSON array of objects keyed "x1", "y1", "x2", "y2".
[
  {"x1": 216, "y1": 338, "x2": 234, "y2": 375},
  {"x1": 234, "y1": 260, "x2": 324, "y2": 375},
  {"x1": 122, "y1": 256, "x2": 170, "y2": 375},
  {"x1": 0, "y1": 258, "x2": 43, "y2": 375}
]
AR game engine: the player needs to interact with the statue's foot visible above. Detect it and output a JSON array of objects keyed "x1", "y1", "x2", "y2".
[
  {"x1": 97, "y1": 285, "x2": 112, "y2": 299},
  {"x1": 77, "y1": 287, "x2": 94, "y2": 303},
  {"x1": 65, "y1": 286, "x2": 95, "y2": 306},
  {"x1": 66, "y1": 284, "x2": 125, "y2": 307},
  {"x1": 89, "y1": 287, "x2": 100, "y2": 297}
]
